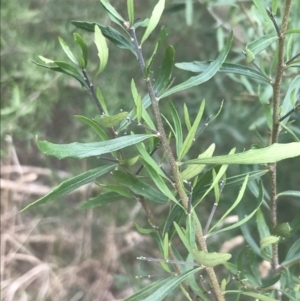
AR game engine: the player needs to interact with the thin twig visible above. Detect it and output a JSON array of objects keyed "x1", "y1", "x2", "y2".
[
  {"x1": 124, "y1": 21, "x2": 226, "y2": 301},
  {"x1": 285, "y1": 52, "x2": 300, "y2": 65},
  {"x1": 269, "y1": 1, "x2": 292, "y2": 299},
  {"x1": 82, "y1": 69, "x2": 103, "y2": 114}
]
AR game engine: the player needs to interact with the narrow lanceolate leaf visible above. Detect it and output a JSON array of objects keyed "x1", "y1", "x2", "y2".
[
  {"x1": 73, "y1": 33, "x2": 88, "y2": 68},
  {"x1": 94, "y1": 25, "x2": 109, "y2": 74},
  {"x1": 139, "y1": 157, "x2": 178, "y2": 204},
  {"x1": 209, "y1": 174, "x2": 249, "y2": 233},
  {"x1": 32, "y1": 59, "x2": 89, "y2": 89},
  {"x1": 78, "y1": 191, "x2": 127, "y2": 209},
  {"x1": 179, "y1": 100, "x2": 205, "y2": 160},
  {"x1": 124, "y1": 267, "x2": 202, "y2": 301},
  {"x1": 160, "y1": 32, "x2": 233, "y2": 98},
  {"x1": 21, "y1": 165, "x2": 116, "y2": 211},
  {"x1": 58, "y1": 37, "x2": 79, "y2": 65},
  {"x1": 277, "y1": 190, "x2": 300, "y2": 198},
  {"x1": 141, "y1": 0, "x2": 165, "y2": 45},
  {"x1": 180, "y1": 144, "x2": 215, "y2": 180},
  {"x1": 113, "y1": 170, "x2": 168, "y2": 204},
  {"x1": 175, "y1": 62, "x2": 270, "y2": 84},
  {"x1": 184, "y1": 143, "x2": 300, "y2": 165},
  {"x1": 74, "y1": 115, "x2": 109, "y2": 141},
  {"x1": 94, "y1": 112, "x2": 128, "y2": 127},
  {"x1": 144, "y1": 26, "x2": 168, "y2": 77},
  {"x1": 36, "y1": 134, "x2": 154, "y2": 159},
  {"x1": 225, "y1": 291, "x2": 279, "y2": 301},
  {"x1": 169, "y1": 102, "x2": 183, "y2": 157},
  {"x1": 185, "y1": 0, "x2": 193, "y2": 26},
  {"x1": 246, "y1": 34, "x2": 278, "y2": 55},
  {"x1": 100, "y1": 0, "x2": 125, "y2": 22},
  {"x1": 127, "y1": 0, "x2": 134, "y2": 25},
  {"x1": 280, "y1": 75, "x2": 300, "y2": 125},
  {"x1": 131, "y1": 79, "x2": 142, "y2": 123},
  {"x1": 192, "y1": 250, "x2": 231, "y2": 267},
  {"x1": 71, "y1": 21, "x2": 136, "y2": 56},
  {"x1": 154, "y1": 45, "x2": 175, "y2": 95}
]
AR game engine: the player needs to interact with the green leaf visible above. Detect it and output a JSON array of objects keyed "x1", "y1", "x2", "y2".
[
  {"x1": 71, "y1": 21, "x2": 136, "y2": 56},
  {"x1": 179, "y1": 100, "x2": 205, "y2": 160},
  {"x1": 192, "y1": 250, "x2": 231, "y2": 267},
  {"x1": 141, "y1": 0, "x2": 165, "y2": 45},
  {"x1": 131, "y1": 79, "x2": 142, "y2": 123},
  {"x1": 257, "y1": 209, "x2": 272, "y2": 258},
  {"x1": 100, "y1": 0, "x2": 125, "y2": 22},
  {"x1": 260, "y1": 236, "x2": 280, "y2": 252},
  {"x1": 32, "y1": 59, "x2": 88, "y2": 89},
  {"x1": 208, "y1": 182, "x2": 264, "y2": 238},
  {"x1": 273, "y1": 222, "x2": 291, "y2": 238},
  {"x1": 139, "y1": 157, "x2": 179, "y2": 205},
  {"x1": 36, "y1": 134, "x2": 154, "y2": 159},
  {"x1": 169, "y1": 102, "x2": 183, "y2": 157},
  {"x1": 161, "y1": 32, "x2": 233, "y2": 98},
  {"x1": 252, "y1": 0, "x2": 273, "y2": 26},
  {"x1": 127, "y1": 0, "x2": 134, "y2": 25},
  {"x1": 124, "y1": 267, "x2": 202, "y2": 301},
  {"x1": 185, "y1": 0, "x2": 193, "y2": 26},
  {"x1": 285, "y1": 28, "x2": 300, "y2": 35},
  {"x1": 281, "y1": 75, "x2": 300, "y2": 124},
  {"x1": 21, "y1": 165, "x2": 116, "y2": 211},
  {"x1": 94, "y1": 112, "x2": 128, "y2": 127},
  {"x1": 277, "y1": 190, "x2": 300, "y2": 198},
  {"x1": 183, "y1": 103, "x2": 191, "y2": 131},
  {"x1": 113, "y1": 170, "x2": 168, "y2": 204},
  {"x1": 225, "y1": 291, "x2": 280, "y2": 301},
  {"x1": 58, "y1": 37, "x2": 79, "y2": 66},
  {"x1": 186, "y1": 214, "x2": 195, "y2": 249},
  {"x1": 271, "y1": 0, "x2": 279, "y2": 14},
  {"x1": 174, "y1": 222, "x2": 192, "y2": 253},
  {"x1": 181, "y1": 144, "x2": 215, "y2": 180},
  {"x1": 79, "y1": 191, "x2": 127, "y2": 209},
  {"x1": 184, "y1": 143, "x2": 300, "y2": 165},
  {"x1": 94, "y1": 25, "x2": 109, "y2": 74},
  {"x1": 175, "y1": 61, "x2": 270, "y2": 84},
  {"x1": 73, "y1": 33, "x2": 88, "y2": 68},
  {"x1": 154, "y1": 45, "x2": 175, "y2": 95},
  {"x1": 74, "y1": 115, "x2": 109, "y2": 140},
  {"x1": 144, "y1": 26, "x2": 168, "y2": 77},
  {"x1": 96, "y1": 87, "x2": 109, "y2": 116},
  {"x1": 209, "y1": 174, "x2": 249, "y2": 234},
  {"x1": 135, "y1": 222, "x2": 156, "y2": 234},
  {"x1": 247, "y1": 34, "x2": 278, "y2": 55},
  {"x1": 282, "y1": 238, "x2": 300, "y2": 267}
]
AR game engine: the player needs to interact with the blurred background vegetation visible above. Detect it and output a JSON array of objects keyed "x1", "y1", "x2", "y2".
[{"x1": 1, "y1": 0, "x2": 299, "y2": 300}]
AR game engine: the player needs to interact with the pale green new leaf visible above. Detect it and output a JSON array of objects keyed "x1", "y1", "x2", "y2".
[
  {"x1": 170, "y1": 102, "x2": 183, "y2": 157},
  {"x1": 94, "y1": 25, "x2": 109, "y2": 74},
  {"x1": 174, "y1": 222, "x2": 192, "y2": 253},
  {"x1": 127, "y1": 0, "x2": 134, "y2": 25},
  {"x1": 131, "y1": 79, "x2": 142, "y2": 123},
  {"x1": 94, "y1": 112, "x2": 128, "y2": 128},
  {"x1": 277, "y1": 190, "x2": 300, "y2": 198},
  {"x1": 260, "y1": 236, "x2": 280, "y2": 251},
  {"x1": 100, "y1": 0, "x2": 125, "y2": 22},
  {"x1": 21, "y1": 165, "x2": 116, "y2": 211},
  {"x1": 192, "y1": 250, "x2": 231, "y2": 267},
  {"x1": 73, "y1": 33, "x2": 88, "y2": 68},
  {"x1": 181, "y1": 144, "x2": 215, "y2": 180},
  {"x1": 184, "y1": 143, "x2": 300, "y2": 165},
  {"x1": 179, "y1": 100, "x2": 205, "y2": 160},
  {"x1": 36, "y1": 134, "x2": 154, "y2": 159},
  {"x1": 58, "y1": 37, "x2": 79, "y2": 65},
  {"x1": 141, "y1": 0, "x2": 165, "y2": 45}
]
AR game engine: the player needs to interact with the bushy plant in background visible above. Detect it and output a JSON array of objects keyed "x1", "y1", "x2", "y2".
[{"x1": 6, "y1": 0, "x2": 300, "y2": 300}]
